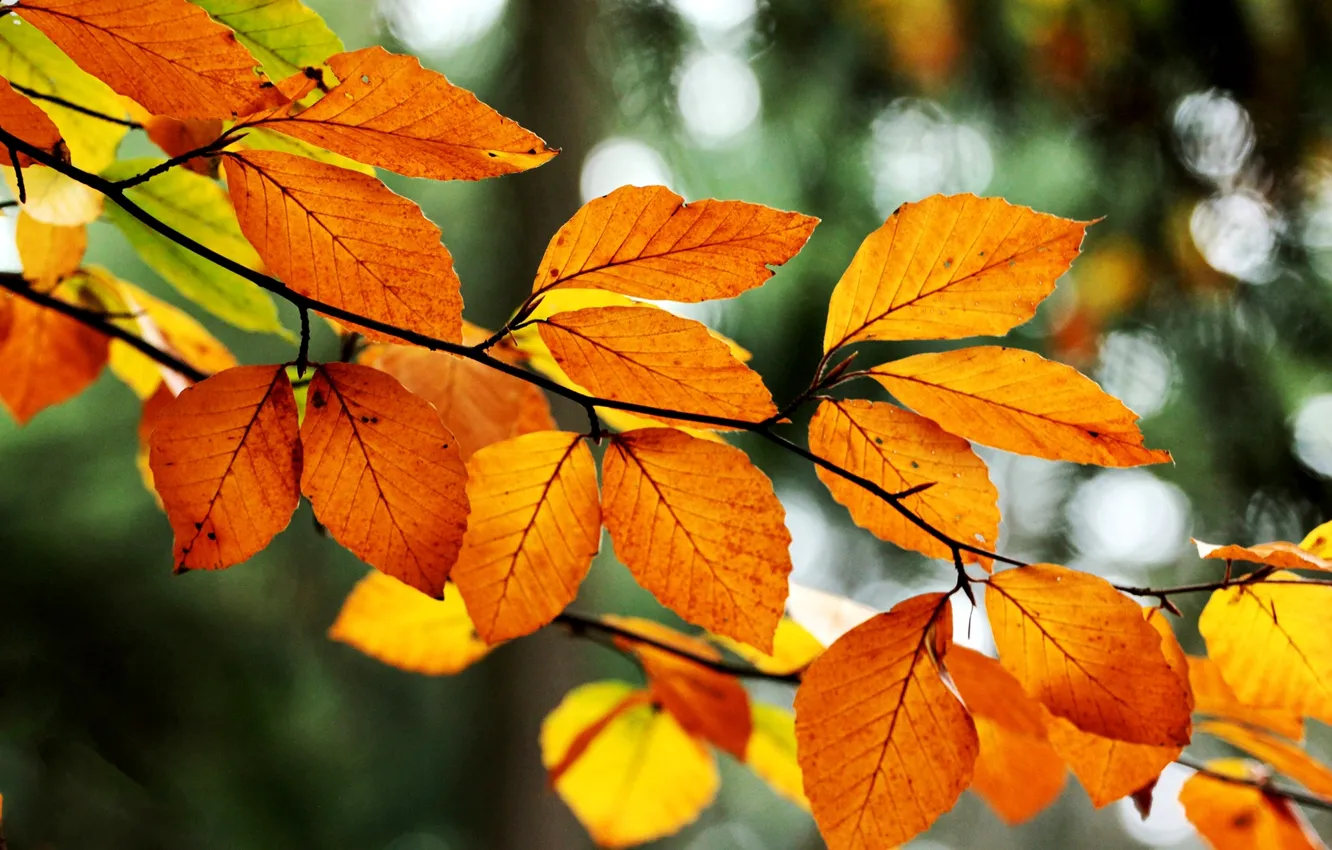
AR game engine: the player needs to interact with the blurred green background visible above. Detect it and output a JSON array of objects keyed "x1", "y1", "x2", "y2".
[{"x1": 3, "y1": 0, "x2": 1332, "y2": 847}]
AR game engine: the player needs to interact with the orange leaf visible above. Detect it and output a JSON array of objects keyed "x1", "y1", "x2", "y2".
[
  {"x1": 1181, "y1": 760, "x2": 1327, "y2": 850},
  {"x1": 601, "y1": 428, "x2": 792, "y2": 650},
  {"x1": 1198, "y1": 572, "x2": 1332, "y2": 724},
  {"x1": 606, "y1": 616, "x2": 753, "y2": 760},
  {"x1": 17, "y1": 0, "x2": 269, "y2": 118},
  {"x1": 0, "y1": 287, "x2": 108, "y2": 423},
  {"x1": 795, "y1": 594, "x2": 976, "y2": 849},
  {"x1": 1194, "y1": 539, "x2": 1332, "y2": 572},
  {"x1": 985, "y1": 565, "x2": 1192, "y2": 746},
  {"x1": 1046, "y1": 715, "x2": 1178, "y2": 809},
  {"x1": 360, "y1": 345, "x2": 553, "y2": 460},
  {"x1": 532, "y1": 184, "x2": 817, "y2": 301},
  {"x1": 329, "y1": 571, "x2": 491, "y2": 675},
  {"x1": 143, "y1": 116, "x2": 224, "y2": 175},
  {"x1": 1201, "y1": 721, "x2": 1332, "y2": 800},
  {"x1": 869, "y1": 346, "x2": 1171, "y2": 467},
  {"x1": 537, "y1": 305, "x2": 777, "y2": 428},
  {"x1": 823, "y1": 193, "x2": 1091, "y2": 352},
  {"x1": 452, "y1": 432, "x2": 600, "y2": 643},
  {"x1": 235, "y1": 46, "x2": 554, "y2": 180},
  {"x1": 0, "y1": 75, "x2": 66, "y2": 167},
  {"x1": 223, "y1": 150, "x2": 464, "y2": 344},
  {"x1": 948, "y1": 644, "x2": 1048, "y2": 737},
  {"x1": 15, "y1": 211, "x2": 85, "y2": 291},
  {"x1": 300, "y1": 362, "x2": 469, "y2": 597},
  {"x1": 1188, "y1": 656, "x2": 1303, "y2": 741},
  {"x1": 147, "y1": 365, "x2": 301, "y2": 571},
  {"x1": 807, "y1": 398, "x2": 999, "y2": 564}
]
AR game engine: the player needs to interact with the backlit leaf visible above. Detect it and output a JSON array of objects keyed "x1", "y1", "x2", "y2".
[
  {"x1": 223, "y1": 149, "x2": 464, "y2": 343},
  {"x1": 234, "y1": 126, "x2": 375, "y2": 176},
  {"x1": 0, "y1": 286, "x2": 107, "y2": 423},
  {"x1": 148, "y1": 365, "x2": 300, "y2": 571},
  {"x1": 99, "y1": 158, "x2": 285, "y2": 335},
  {"x1": 192, "y1": 0, "x2": 343, "y2": 80},
  {"x1": 985, "y1": 564, "x2": 1192, "y2": 745},
  {"x1": 142, "y1": 116, "x2": 224, "y2": 176},
  {"x1": 17, "y1": 0, "x2": 270, "y2": 118},
  {"x1": 1194, "y1": 539, "x2": 1332, "y2": 573},
  {"x1": 605, "y1": 616, "x2": 753, "y2": 759},
  {"x1": 3, "y1": 165, "x2": 101, "y2": 225},
  {"x1": 532, "y1": 184, "x2": 817, "y2": 301},
  {"x1": 601, "y1": 428, "x2": 791, "y2": 650},
  {"x1": 1188, "y1": 656, "x2": 1303, "y2": 740},
  {"x1": 0, "y1": 74, "x2": 65, "y2": 167},
  {"x1": 1180, "y1": 759, "x2": 1327, "y2": 850},
  {"x1": 1300, "y1": 520, "x2": 1332, "y2": 558},
  {"x1": 300, "y1": 362, "x2": 469, "y2": 598},
  {"x1": 808, "y1": 398, "x2": 999, "y2": 563},
  {"x1": 538, "y1": 305, "x2": 777, "y2": 428},
  {"x1": 823, "y1": 193, "x2": 1090, "y2": 352},
  {"x1": 1199, "y1": 572, "x2": 1332, "y2": 724},
  {"x1": 452, "y1": 432, "x2": 600, "y2": 643},
  {"x1": 137, "y1": 383, "x2": 174, "y2": 498},
  {"x1": 235, "y1": 46, "x2": 555, "y2": 180},
  {"x1": 713, "y1": 617, "x2": 824, "y2": 676},
  {"x1": 541, "y1": 680, "x2": 718, "y2": 849},
  {"x1": 1200, "y1": 721, "x2": 1332, "y2": 800},
  {"x1": 869, "y1": 346, "x2": 1171, "y2": 467},
  {"x1": 329, "y1": 571, "x2": 490, "y2": 675},
  {"x1": 795, "y1": 593, "x2": 976, "y2": 849},
  {"x1": 360, "y1": 345, "x2": 554, "y2": 460},
  {"x1": 746, "y1": 703, "x2": 809, "y2": 810},
  {"x1": 15, "y1": 211, "x2": 84, "y2": 290}
]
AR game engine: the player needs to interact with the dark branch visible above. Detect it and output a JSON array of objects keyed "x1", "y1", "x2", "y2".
[
  {"x1": 9, "y1": 83, "x2": 143, "y2": 129},
  {"x1": 1175, "y1": 753, "x2": 1332, "y2": 813}
]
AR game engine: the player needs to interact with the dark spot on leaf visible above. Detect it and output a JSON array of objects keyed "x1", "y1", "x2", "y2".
[
  {"x1": 1231, "y1": 811, "x2": 1254, "y2": 829},
  {"x1": 910, "y1": 461, "x2": 919, "y2": 469},
  {"x1": 943, "y1": 258, "x2": 952, "y2": 268},
  {"x1": 194, "y1": 522, "x2": 202, "y2": 530},
  {"x1": 978, "y1": 250, "x2": 986, "y2": 257},
  {"x1": 874, "y1": 437, "x2": 883, "y2": 445},
  {"x1": 311, "y1": 391, "x2": 326, "y2": 408},
  {"x1": 206, "y1": 532, "x2": 216, "y2": 541},
  {"x1": 528, "y1": 148, "x2": 537, "y2": 155},
  {"x1": 1088, "y1": 430, "x2": 1099, "y2": 438},
  {"x1": 549, "y1": 268, "x2": 559, "y2": 278},
  {"x1": 360, "y1": 415, "x2": 370, "y2": 423},
  {"x1": 370, "y1": 417, "x2": 379, "y2": 424},
  {"x1": 487, "y1": 151, "x2": 497, "y2": 157}
]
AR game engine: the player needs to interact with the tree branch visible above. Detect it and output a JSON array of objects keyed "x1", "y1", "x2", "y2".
[
  {"x1": 1175, "y1": 753, "x2": 1332, "y2": 813},
  {"x1": 8, "y1": 82, "x2": 142, "y2": 129}
]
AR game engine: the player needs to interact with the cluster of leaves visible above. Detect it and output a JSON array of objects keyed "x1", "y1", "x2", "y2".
[{"x1": 2, "y1": 1, "x2": 1332, "y2": 847}]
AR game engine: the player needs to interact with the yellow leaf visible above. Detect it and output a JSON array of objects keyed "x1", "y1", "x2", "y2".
[
  {"x1": 601, "y1": 428, "x2": 792, "y2": 650},
  {"x1": 713, "y1": 617, "x2": 824, "y2": 676},
  {"x1": 236, "y1": 46, "x2": 555, "y2": 180},
  {"x1": 1201, "y1": 721, "x2": 1332, "y2": 800},
  {"x1": 985, "y1": 565, "x2": 1192, "y2": 746},
  {"x1": 1199, "y1": 572, "x2": 1332, "y2": 724},
  {"x1": 15, "y1": 211, "x2": 84, "y2": 291},
  {"x1": 300, "y1": 363, "x2": 470, "y2": 598},
  {"x1": 1194, "y1": 539, "x2": 1332, "y2": 573},
  {"x1": 869, "y1": 346, "x2": 1172, "y2": 467},
  {"x1": 329, "y1": 571, "x2": 490, "y2": 675},
  {"x1": 1180, "y1": 759, "x2": 1327, "y2": 850},
  {"x1": 795, "y1": 593, "x2": 977, "y2": 849},
  {"x1": 808, "y1": 398, "x2": 999, "y2": 564},
  {"x1": 532, "y1": 184, "x2": 817, "y2": 301},
  {"x1": 541, "y1": 680, "x2": 718, "y2": 849},
  {"x1": 823, "y1": 193, "x2": 1091, "y2": 352},
  {"x1": 1188, "y1": 656, "x2": 1304, "y2": 741},
  {"x1": 1300, "y1": 520, "x2": 1332, "y2": 558},
  {"x1": 223, "y1": 149, "x2": 464, "y2": 344},
  {"x1": 452, "y1": 432, "x2": 601, "y2": 643},
  {"x1": 3, "y1": 166, "x2": 102, "y2": 225},
  {"x1": 746, "y1": 703, "x2": 809, "y2": 810}
]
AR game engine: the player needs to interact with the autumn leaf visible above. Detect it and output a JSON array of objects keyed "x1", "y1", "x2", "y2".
[
  {"x1": 746, "y1": 704, "x2": 808, "y2": 810},
  {"x1": 1188, "y1": 656, "x2": 1304, "y2": 741},
  {"x1": 601, "y1": 428, "x2": 792, "y2": 650},
  {"x1": 605, "y1": 616, "x2": 753, "y2": 759},
  {"x1": 136, "y1": 383, "x2": 174, "y2": 498},
  {"x1": 541, "y1": 680, "x2": 718, "y2": 849},
  {"x1": 1200, "y1": 721, "x2": 1332, "y2": 800},
  {"x1": 329, "y1": 571, "x2": 491, "y2": 675},
  {"x1": 0, "y1": 286, "x2": 108, "y2": 423},
  {"x1": 451, "y1": 432, "x2": 600, "y2": 643},
  {"x1": 985, "y1": 565, "x2": 1192, "y2": 746},
  {"x1": 808, "y1": 398, "x2": 999, "y2": 563},
  {"x1": 1300, "y1": 520, "x2": 1332, "y2": 558},
  {"x1": 142, "y1": 116, "x2": 224, "y2": 176},
  {"x1": 823, "y1": 193, "x2": 1091, "y2": 352},
  {"x1": 868, "y1": 346, "x2": 1171, "y2": 467},
  {"x1": 946, "y1": 645, "x2": 1067, "y2": 824},
  {"x1": 223, "y1": 149, "x2": 464, "y2": 343},
  {"x1": 15, "y1": 211, "x2": 84, "y2": 291},
  {"x1": 0, "y1": 74, "x2": 66, "y2": 167},
  {"x1": 17, "y1": 0, "x2": 271, "y2": 118},
  {"x1": 1194, "y1": 538, "x2": 1332, "y2": 572},
  {"x1": 1198, "y1": 571, "x2": 1332, "y2": 724},
  {"x1": 234, "y1": 46, "x2": 554, "y2": 180},
  {"x1": 1180, "y1": 759, "x2": 1327, "y2": 850},
  {"x1": 532, "y1": 184, "x2": 817, "y2": 301},
  {"x1": 192, "y1": 0, "x2": 343, "y2": 80},
  {"x1": 538, "y1": 305, "x2": 777, "y2": 427},
  {"x1": 148, "y1": 365, "x2": 301, "y2": 571},
  {"x1": 712, "y1": 617, "x2": 824, "y2": 676},
  {"x1": 300, "y1": 362, "x2": 469, "y2": 598}
]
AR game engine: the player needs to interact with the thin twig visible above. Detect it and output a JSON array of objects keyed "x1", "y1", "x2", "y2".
[
  {"x1": 115, "y1": 134, "x2": 239, "y2": 190},
  {"x1": 9, "y1": 83, "x2": 142, "y2": 129},
  {"x1": 1175, "y1": 754, "x2": 1332, "y2": 813},
  {"x1": 296, "y1": 306, "x2": 310, "y2": 378}
]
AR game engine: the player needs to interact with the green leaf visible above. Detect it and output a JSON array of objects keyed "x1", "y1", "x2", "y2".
[
  {"x1": 0, "y1": 17, "x2": 127, "y2": 168},
  {"x1": 99, "y1": 158, "x2": 288, "y2": 337},
  {"x1": 193, "y1": 0, "x2": 344, "y2": 80}
]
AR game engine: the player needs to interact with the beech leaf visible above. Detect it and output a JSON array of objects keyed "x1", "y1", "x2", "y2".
[{"x1": 0, "y1": 285, "x2": 108, "y2": 423}]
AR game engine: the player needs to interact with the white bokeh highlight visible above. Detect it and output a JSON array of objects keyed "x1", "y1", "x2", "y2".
[
  {"x1": 1189, "y1": 191, "x2": 1281, "y2": 283},
  {"x1": 866, "y1": 100, "x2": 993, "y2": 217},
  {"x1": 1293, "y1": 394, "x2": 1332, "y2": 477},
  {"x1": 1067, "y1": 470, "x2": 1191, "y2": 569},
  {"x1": 579, "y1": 137, "x2": 675, "y2": 203},
  {"x1": 379, "y1": 0, "x2": 507, "y2": 55},
  {"x1": 1096, "y1": 330, "x2": 1176, "y2": 420},
  {"x1": 1115, "y1": 763, "x2": 1197, "y2": 847},
  {"x1": 676, "y1": 50, "x2": 762, "y2": 147},
  {"x1": 1172, "y1": 90, "x2": 1255, "y2": 184}
]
